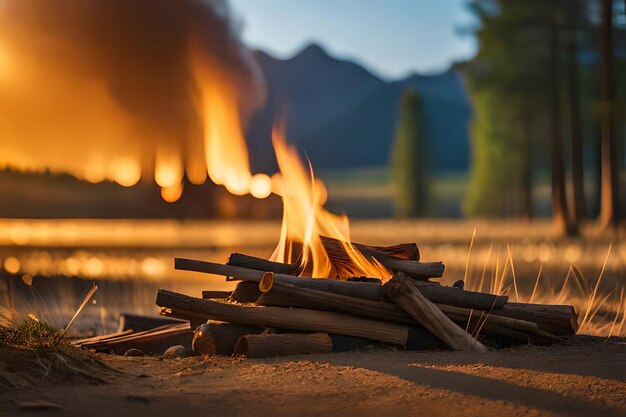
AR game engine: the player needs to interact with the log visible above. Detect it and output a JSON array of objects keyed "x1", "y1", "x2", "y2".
[
  {"x1": 227, "y1": 240, "x2": 420, "y2": 277},
  {"x1": 202, "y1": 291, "x2": 231, "y2": 299},
  {"x1": 411, "y1": 280, "x2": 508, "y2": 310},
  {"x1": 193, "y1": 321, "x2": 264, "y2": 355},
  {"x1": 156, "y1": 289, "x2": 409, "y2": 347},
  {"x1": 491, "y1": 302, "x2": 578, "y2": 335},
  {"x1": 320, "y1": 236, "x2": 443, "y2": 280},
  {"x1": 161, "y1": 308, "x2": 443, "y2": 351},
  {"x1": 78, "y1": 323, "x2": 192, "y2": 355},
  {"x1": 383, "y1": 273, "x2": 487, "y2": 352},
  {"x1": 230, "y1": 281, "x2": 263, "y2": 303},
  {"x1": 257, "y1": 282, "x2": 546, "y2": 341},
  {"x1": 228, "y1": 253, "x2": 300, "y2": 275},
  {"x1": 72, "y1": 330, "x2": 134, "y2": 346},
  {"x1": 234, "y1": 333, "x2": 333, "y2": 358},
  {"x1": 170, "y1": 318, "x2": 374, "y2": 353},
  {"x1": 175, "y1": 258, "x2": 508, "y2": 310},
  {"x1": 117, "y1": 313, "x2": 187, "y2": 332}
]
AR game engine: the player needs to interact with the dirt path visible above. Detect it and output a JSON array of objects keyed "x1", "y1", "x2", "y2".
[{"x1": 2, "y1": 337, "x2": 625, "y2": 417}]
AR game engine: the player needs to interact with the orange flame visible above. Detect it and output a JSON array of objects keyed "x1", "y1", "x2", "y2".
[{"x1": 269, "y1": 125, "x2": 392, "y2": 279}]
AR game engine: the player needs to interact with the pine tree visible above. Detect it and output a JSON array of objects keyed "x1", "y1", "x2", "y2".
[{"x1": 391, "y1": 89, "x2": 429, "y2": 217}]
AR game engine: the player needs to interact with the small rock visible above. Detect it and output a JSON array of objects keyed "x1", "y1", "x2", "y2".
[
  {"x1": 192, "y1": 324, "x2": 216, "y2": 356},
  {"x1": 124, "y1": 348, "x2": 145, "y2": 357},
  {"x1": 163, "y1": 345, "x2": 189, "y2": 358}
]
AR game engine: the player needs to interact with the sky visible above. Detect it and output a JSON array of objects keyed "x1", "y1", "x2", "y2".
[{"x1": 229, "y1": 0, "x2": 478, "y2": 80}]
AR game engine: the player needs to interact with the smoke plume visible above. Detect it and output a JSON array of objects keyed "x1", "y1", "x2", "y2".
[{"x1": 0, "y1": 0, "x2": 266, "y2": 197}]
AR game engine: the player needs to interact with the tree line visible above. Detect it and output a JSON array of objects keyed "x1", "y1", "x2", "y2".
[{"x1": 392, "y1": 0, "x2": 625, "y2": 234}]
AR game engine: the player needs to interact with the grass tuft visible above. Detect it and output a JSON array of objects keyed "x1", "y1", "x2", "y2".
[{"x1": 0, "y1": 318, "x2": 68, "y2": 352}]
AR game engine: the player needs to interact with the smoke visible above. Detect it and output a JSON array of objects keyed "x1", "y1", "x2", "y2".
[{"x1": 0, "y1": 0, "x2": 266, "y2": 191}]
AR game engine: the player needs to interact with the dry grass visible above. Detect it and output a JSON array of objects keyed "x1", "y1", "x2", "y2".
[{"x1": 0, "y1": 317, "x2": 118, "y2": 391}]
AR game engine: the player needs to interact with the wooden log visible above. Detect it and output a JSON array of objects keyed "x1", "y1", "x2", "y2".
[
  {"x1": 491, "y1": 302, "x2": 578, "y2": 335},
  {"x1": 156, "y1": 289, "x2": 409, "y2": 347},
  {"x1": 383, "y1": 273, "x2": 487, "y2": 352},
  {"x1": 234, "y1": 333, "x2": 333, "y2": 358},
  {"x1": 175, "y1": 258, "x2": 508, "y2": 310},
  {"x1": 78, "y1": 323, "x2": 192, "y2": 355},
  {"x1": 227, "y1": 240, "x2": 420, "y2": 277},
  {"x1": 193, "y1": 321, "x2": 264, "y2": 355},
  {"x1": 72, "y1": 330, "x2": 134, "y2": 346},
  {"x1": 228, "y1": 253, "x2": 300, "y2": 275},
  {"x1": 230, "y1": 281, "x2": 262, "y2": 303},
  {"x1": 161, "y1": 309, "x2": 443, "y2": 352},
  {"x1": 257, "y1": 282, "x2": 546, "y2": 341},
  {"x1": 202, "y1": 290, "x2": 231, "y2": 299},
  {"x1": 320, "y1": 236, "x2": 443, "y2": 280},
  {"x1": 117, "y1": 313, "x2": 187, "y2": 332},
  {"x1": 411, "y1": 280, "x2": 508, "y2": 310}
]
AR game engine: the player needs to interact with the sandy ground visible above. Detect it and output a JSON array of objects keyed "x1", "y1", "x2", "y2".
[{"x1": 1, "y1": 336, "x2": 624, "y2": 417}]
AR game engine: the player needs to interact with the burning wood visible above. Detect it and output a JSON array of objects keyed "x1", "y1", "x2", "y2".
[
  {"x1": 78, "y1": 238, "x2": 577, "y2": 359},
  {"x1": 175, "y1": 258, "x2": 508, "y2": 310}
]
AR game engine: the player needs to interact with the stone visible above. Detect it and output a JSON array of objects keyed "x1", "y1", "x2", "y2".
[
  {"x1": 192, "y1": 324, "x2": 217, "y2": 356},
  {"x1": 163, "y1": 345, "x2": 187, "y2": 358}
]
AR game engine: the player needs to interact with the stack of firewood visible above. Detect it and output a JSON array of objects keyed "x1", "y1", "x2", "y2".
[{"x1": 147, "y1": 239, "x2": 578, "y2": 358}]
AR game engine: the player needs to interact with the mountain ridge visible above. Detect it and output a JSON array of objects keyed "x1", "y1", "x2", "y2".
[{"x1": 247, "y1": 42, "x2": 472, "y2": 173}]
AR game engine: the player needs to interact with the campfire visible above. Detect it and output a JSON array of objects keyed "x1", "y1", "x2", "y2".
[
  {"x1": 71, "y1": 32, "x2": 577, "y2": 358},
  {"x1": 75, "y1": 238, "x2": 578, "y2": 357},
  {"x1": 3, "y1": 0, "x2": 580, "y2": 359}
]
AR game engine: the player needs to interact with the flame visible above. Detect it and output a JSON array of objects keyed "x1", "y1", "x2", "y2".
[{"x1": 269, "y1": 125, "x2": 392, "y2": 279}]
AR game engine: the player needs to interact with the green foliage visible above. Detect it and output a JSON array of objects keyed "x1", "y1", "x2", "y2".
[
  {"x1": 0, "y1": 318, "x2": 67, "y2": 352},
  {"x1": 462, "y1": 0, "x2": 557, "y2": 217},
  {"x1": 391, "y1": 89, "x2": 429, "y2": 217}
]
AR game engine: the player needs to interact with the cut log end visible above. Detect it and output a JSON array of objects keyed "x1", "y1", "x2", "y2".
[{"x1": 258, "y1": 272, "x2": 275, "y2": 293}]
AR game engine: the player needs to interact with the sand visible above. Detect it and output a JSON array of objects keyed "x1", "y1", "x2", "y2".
[{"x1": 1, "y1": 336, "x2": 624, "y2": 417}]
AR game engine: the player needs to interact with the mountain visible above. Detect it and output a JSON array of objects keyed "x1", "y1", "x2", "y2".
[{"x1": 246, "y1": 43, "x2": 472, "y2": 173}]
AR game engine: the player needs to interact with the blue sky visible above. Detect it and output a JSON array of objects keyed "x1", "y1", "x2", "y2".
[{"x1": 229, "y1": 0, "x2": 478, "y2": 80}]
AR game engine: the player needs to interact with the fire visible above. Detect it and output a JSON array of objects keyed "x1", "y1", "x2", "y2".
[
  {"x1": 269, "y1": 125, "x2": 392, "y2": 280},
  {"x1": 0, "y1": 0, "x2": 389, "y2": 279}
]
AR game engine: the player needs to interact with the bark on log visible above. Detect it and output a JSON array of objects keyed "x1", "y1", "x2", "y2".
[
  {"x1": 156, "y1": 289, "x2": 409, "y2": 347},
  {"x1": 491, "y1": 302, "x2": 578, "y2": 335},
  {"x1": 383, "y1": 273, "x2": 487, "y2": 352},
  {"x1": 257, "y1": 282, "x2": 546, "y2": 341},
  {"x1": 320, "y1": 236, "x2": 442, "y2": 280},
  {"x1": 234, "y1": 333, "x2": 333, "y2": 358},
  {"x1": 228, "y1": 253, "x2": 300, "y2": 275},
  {"x1": 230, "y1": 281, "x2": 263, "y2": 303},
  {"x1": 411, "y1": 280, "x2": 508, "y2": 310},
  {"x1": 117, "y1": 313, "x2": 187, "y2": 332},
  {"x1": 201, "y1": 291, "x2": 231, "y2": 300},
  {"x1": 176, "y1": 258, "x2": 508, "y2": 310}
]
